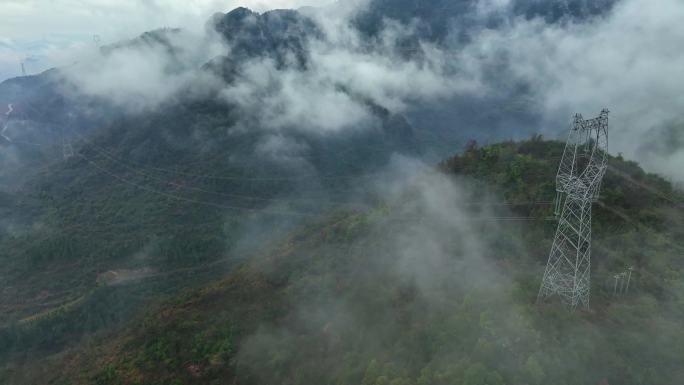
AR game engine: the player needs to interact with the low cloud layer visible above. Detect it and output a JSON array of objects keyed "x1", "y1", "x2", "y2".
[
  {"x1": 4, "y1": 0, "x2": 684, "y2": 183},
  {"x1": 463, "y1": 0, "x2": 684, "y2": 181},
  {"x1": 214, "y1": 0, "x2": 684, "y2": 185},
  {"x1": 221, "y1": 14, "x2": 481, "y2": 133},
  {"x1": 238, "y1": 159, "x2": 533, "y2": 384},
  {"x1": 56, "y1": 2, "x2": 479, "y2": 133},
  {"x1": 0, "y1": 0, "x2": 335, "y2": 81},
  {"x1": 61, "y1": 29, "x2": 224, "y2": 112}
]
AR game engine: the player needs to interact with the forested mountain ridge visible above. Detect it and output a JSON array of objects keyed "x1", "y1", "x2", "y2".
[
  {"x1": 0, "y1": 91, "x2": 416, "y2": 325},
  {"x1": 3, "y1": 139, "x2": 682, "y2": 385},
  {"x1": 0, "y1": 1, "x2": 681, "y2": 384},
  {"x1": 0, "y1": 3, "x2": 426, "y2": 336}
]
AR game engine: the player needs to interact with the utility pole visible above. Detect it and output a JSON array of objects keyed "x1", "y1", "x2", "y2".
[
  {"x1": 62, "y1": 130, "x2": 74, "y2": 159},
  {"x1": 612, "y1": 267, "x2": 634, "y2": 296},
  {"x1": 625, "y1": 266, "x2": 633, "y2": 294},
  {"x1": 613, "y1": 274, "x2": 621, "y2": 296},
  {"x1": 62, "y1": 113, "x2": 75, "y2": 160},
  {"x1": 537, "y1": 109, "x2": 609, "y2": 311},
  {"x1": 63, "y1": 141, "x2": 74, "y2": 159}
]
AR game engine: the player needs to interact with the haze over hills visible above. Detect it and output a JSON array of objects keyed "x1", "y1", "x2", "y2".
[
  {"x1": 4, "y1": 138, "x2": 684, "y2": 385},
  {"x1": 0, "y1": 0, "x2": 619, "y2": 180},
  {"x1": 2, "y1": 0, "x2": 680, "y2": 185},
  {"x1": 0, "y1": 0, "x2": 683, "y2": 384}
]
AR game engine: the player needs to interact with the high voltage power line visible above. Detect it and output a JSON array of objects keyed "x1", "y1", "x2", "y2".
[
  {"x1": 77, "y1": 141, "x2": 363, "y2": 208},
  {"x1": 4, "y1": 100, "x2": 682, "y2": 224},
  {"x1": 70, "y1": 130, "x2": 556, "y2": 207},
  {"x1": 73, "y1": 131, "x2": 386, "y2": 183},
  {"x1": 2, "y1": 111, "x2": 560, "y2": 225},
  {"x1": 6, "y1": 111, "x2": 682, "y2": 216},
  {"x1": 80, "y1": 150, "x2": 555, "y2": 221},
  {"x1": 70, "y1": 130, "x2": 555, "y2": 220},
  {"x1": 78, "y1": 152, "x2": 320, "y2": 218}
]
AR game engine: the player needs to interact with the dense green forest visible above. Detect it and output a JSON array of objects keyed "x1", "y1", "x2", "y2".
[
  {"x1": 2, "y1": 138, "x2": 682, "y2": 385},
  {"x1": 0, "y1": 96, "x2": 409, "y2": 321}
]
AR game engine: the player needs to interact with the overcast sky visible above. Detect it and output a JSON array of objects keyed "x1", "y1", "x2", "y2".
[{"x1": 0, "y1": 0, "x2": 335, "y2": 82}]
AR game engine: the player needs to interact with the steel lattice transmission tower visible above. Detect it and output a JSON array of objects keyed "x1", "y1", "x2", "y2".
[{"x1": 537, "y1": 109, "x2": 609, "y2": 310}]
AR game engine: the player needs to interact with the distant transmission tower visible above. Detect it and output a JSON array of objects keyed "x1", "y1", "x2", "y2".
[
  {"x1": 21, "y1": 61, "x2": 26, "y2": 76},
  {"x1": 62, "y1": 115, "x2": 74, "y2": 160},
  {"x1": 62, "y1": 135, "x2": 74, "y2": 159},
  {"x1": 1, "y1": 103, "x2": 13, "y2": 142},
  {"x1": 62, "y1": 140, "x2": 74, "y2": 160},
  {"x1": 537, "y1": 109, "x2": 609, "y2": 310}
]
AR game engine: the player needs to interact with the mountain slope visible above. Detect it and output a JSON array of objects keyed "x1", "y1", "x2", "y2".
[
  {"x1": 0, "y1": 2, "x2": 680, "y2": 384},
  {"x1": 6, "y1": 139, "x2": 682, "y2": 385},
  {"x1": 0, "y1": 87, "x2": 419, "y2": 365}
]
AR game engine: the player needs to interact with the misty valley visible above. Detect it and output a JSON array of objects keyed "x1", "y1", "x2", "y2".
[{"x1": 1, "y1": 1, "x2": 683, "y2": 385}]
